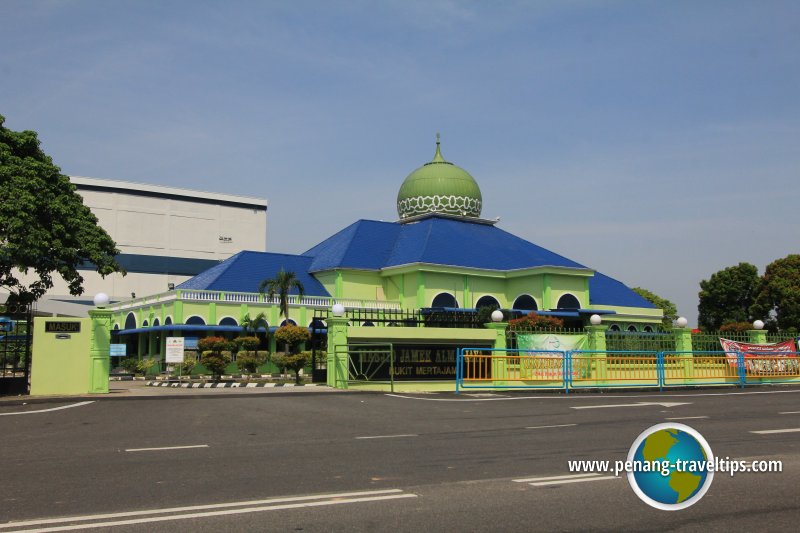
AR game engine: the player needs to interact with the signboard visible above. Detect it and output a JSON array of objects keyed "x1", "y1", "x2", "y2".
[
  {"x1": 109, "y1": 344, "x2": 127, "y2": 357},
  {"x1": 45, "y1": 321, "x2": 81, "y2": 333},
  {"x1": 351, "y1": 344, "x2": 491, "y2": 380},
  {"x1": 184, "y1": 337, "x2": 199, "y2": 350},
  {"x1": 719, "y1": 338, "x2": 799, "y2": 373},
  {"x1": 165, "y1": 337, "x2": 186, "y2": 363}
]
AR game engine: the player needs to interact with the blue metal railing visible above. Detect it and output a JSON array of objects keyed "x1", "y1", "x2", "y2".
[{"x1": 455, "y1": 348, "x2": 800, "y2": 393}]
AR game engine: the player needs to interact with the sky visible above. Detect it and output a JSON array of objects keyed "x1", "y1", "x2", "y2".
[{"x1": 2, "y1": 0, "x2": 799, "y2": 326}]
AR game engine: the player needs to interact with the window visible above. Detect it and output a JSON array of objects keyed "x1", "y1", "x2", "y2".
[
  {"x1": 643, "y1": 325, "x2": 653, "y2": 333},
  {"x1": 219, "y1": 317, "x2": 238, "y2": 327},
  {"x1": 280, "y1": 319, "x2": 297, "y2": 327},
  {"x1": 556, "y1": 294, "x2": 580, "y2": 309},
  {"x1": 475, "y1": 295, "x2": 500, "y2": 309},
  {"x1": 512, "y1": 295, "x2": 538, "y2": 311},
  {"x1": 627, "y1": 325, "x2": 638, "y2": 332},
  {"x1": 431, "y1": 293, "x2": 459, "y2": 308},
  {"x1": 186, "y1": 316, "x2": 206, "y2": 326},
  {"x1": 124, "y1": 313, "x2": 136, "y2": 330},
  {"x1": 609, "y1": 324, "x2": 621, "y2": 332}
]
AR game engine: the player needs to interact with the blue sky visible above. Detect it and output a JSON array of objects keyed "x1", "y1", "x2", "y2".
[{"x1": 2, "y1": 1, "x2": 799, "y2": 325}]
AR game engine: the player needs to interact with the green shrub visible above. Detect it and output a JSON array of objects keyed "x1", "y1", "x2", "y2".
[
  {"x1": 180, "y1": 352, "x2": 197, "y2": 375},
  {"x1": 233, "y1": 336, "x2": 260, "y2": 352},
  {"x1": 236, "y1": 351, "x2": 268, "y2": 374},
  {"x1": 719, "y1": 322, "x2": 753, "y2": 333},
  {"x1": 137, "y1": 356, "x2": 158, "y2": 376},
  {"x1": 200, "y1": 350, "x2": 231, "y2": 380},
  {"x1": 120, "y1": 357, "x2": 139, "y2": 374},
  {"x1": 274, "y1": 325, "x2": 311, "y2": 353},
  {"x1": 272, "y1": 351, "x2": 310, "y2": 384},
  {"x1": 508, "y1": 312, "x2": 564, "y2": 331}
]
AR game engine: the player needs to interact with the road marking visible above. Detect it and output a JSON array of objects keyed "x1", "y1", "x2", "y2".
[
  {"x1": 386, "y1": 389, "x2": 800, "y2": 402},
  {"x1": 572, "y1": 402, "x2": 691, "y2": 410},
  {"x1": 525, "y1": 424, "x2": 577, "y2": 429},
  {"x1": 0, "y1": 401, "x2": 94, "y2": 417},
  {"x1": 514, "y1": 474, "x2": 600, "y2": 483},
  {"x1": 355, "y1": 434, "x2": 418, "y2": 440},
  {"x1": 665, "y1": 416, "x2": 708, "y2": 420},
  {"x1": 750, "y1": 428, "x2": 800, "y2": 435},
  {"x1": 779, "y1": 411, "x2": 800, "y2": 415},
  {"x1": 0, "y1": 489, "x2": 415, "y2": 531},
  {"x1": 530, "y1": 476, "x2": 618, "y2": 487},
  {"x1": 125, "y1": 445, "x2": 209, "y2": 452}
]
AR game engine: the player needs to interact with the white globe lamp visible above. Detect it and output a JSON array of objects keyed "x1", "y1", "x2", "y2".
[
  {"x1": 332, "y1": 303, "x2": 345, "y2": 317},
  {"x1": 753, "y1": 320, "x2": 765, "y2": 330},
  {"x1": 589, "y1": 314, "x2": 602, "y2": 326},
  {"x1": 675, "y1": 316, "x2": 688, "y2": 328},
  {"x1": 93, "y1": 292, "x2": 110, "y2": 308},
  {"x1": 491, "y1": 310, "x2": 504, "y2": 323}
]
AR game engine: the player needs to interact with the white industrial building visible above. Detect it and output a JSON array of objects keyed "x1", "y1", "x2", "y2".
[{"x1": 23, "y1": 176, "x2": 268, "y2": 316}]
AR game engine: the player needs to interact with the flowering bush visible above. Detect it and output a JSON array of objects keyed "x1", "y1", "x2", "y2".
[
  {"x1": 274, "y1": 325, "x2": 311, "y2": 353},
  {"x1": 508, "y1": 312, "x2": 564, "y2": 331}
]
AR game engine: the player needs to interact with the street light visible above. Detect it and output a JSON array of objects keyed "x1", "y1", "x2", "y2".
[
  {"x1": 491, "y1": 310, "x2": 504, "y2": 322},
  {"x1": 93, "y1": 293, "x2": 110, "y2": 308},
  {"x1": 332, "y1": 303, "x2": 345, "y2": 317},
  {"x1": 753, "y1": 320, "x2": 765, "y2": 330},
  {"x1": 589, "y1": 314, "x2": 602, "y2": 326},
  {"x1": 675, "y1": 317, "x2": 688, "y2": 328}
]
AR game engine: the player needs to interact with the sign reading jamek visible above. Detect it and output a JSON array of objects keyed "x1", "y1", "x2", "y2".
[{"x1": 165, "y1": 337, "x2": 185, "y2": 363}]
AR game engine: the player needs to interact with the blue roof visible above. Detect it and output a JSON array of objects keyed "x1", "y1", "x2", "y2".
[
  {"x1": 304, "y1": 217, "x2": 587, "y2": 272},
  {"x1": 177, "y1": 251, "x2": 330, "y2": 296},
  {"x1": 589, "y1": 272, "x2": 656, "y2": 309}
]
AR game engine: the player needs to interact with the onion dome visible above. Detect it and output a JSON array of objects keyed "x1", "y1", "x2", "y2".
[{"x1": 397, "y1": 135, "x2": 482, "y2": 220}]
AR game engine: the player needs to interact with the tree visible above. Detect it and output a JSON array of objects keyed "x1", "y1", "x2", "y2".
[
  {"x1": 631, "y1": 287, "x2": 677, "y2": 329},
  {"x1": 240, "y1": 312, "x2": 268, "y2": 335},
  {"x1": 0, "y1": 115, "x2": 123, "y2": 304},
  {"x1": 697, "y1": 263, "x2": 760, "y2": 331},
  {"x1": 258, "y1": 269, "x2": 304, "y2": 325},
  {"x1": 198, "y1": 336, "x2": 234, "y2": 380},
  {"x1": 751, "y1": 254, "x2": 800, "y2": 331}
]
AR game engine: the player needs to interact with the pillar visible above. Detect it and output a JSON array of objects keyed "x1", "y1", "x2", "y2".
[
  {"x1": 673, "y1": 327, "x2": 694, "y2": 380},
  {"x1": 88, "y1": 309, "x2": 112, "y2": 394},
  {"x1": 485, "y1": 322, "x2": 508, "y2": 385},
  {"x1": 585, "y1": 325, "x2": 608, "y2": 382},
  {"x1": 747, "y1": 329, "x2": 767, "y2": 344},
  {"x1": 327, "y1": 316, "x2": 349, "y2": 389}
]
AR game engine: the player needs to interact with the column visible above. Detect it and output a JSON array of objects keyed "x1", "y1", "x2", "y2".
[
  {"x1": 485, "y1": 322, "x2": 508, "y2": 386},
  {"x1": 88, "y1": 309, "x2": 112, "y2": 394},
  {"x1": 326, "y1": 316, "x2": 349, "y2": 389},
  {"x1": 672, "y1": 327, "x2": 694, "y2": 381},
  {"x1": 585, "y1": 325, "x2": 608, "y2": 384}
]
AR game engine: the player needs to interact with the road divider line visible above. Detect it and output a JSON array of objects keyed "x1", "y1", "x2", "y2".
[
  {"x1": 665, "y1": 416, "x2": 708, "y2": 420},
  {"x1": 779, "y1": 411, "x2": 800, "y2": 415},
  {"x1": 356, "y1": 434, "x2": 418, "y2": 440},
  {"x1": 0, "y1": 401, "x2": 95, "y2": 417},
  {"x1": 525, "y1": 424, "x2": 577, "y2": 429},
  {"x1": 125, "y1": 445, "x2": 209, "y2": 452},
  {"x1": 514, "y1": 474, "x2": 600, "y2": 483},
  {"x1": 0, "y1": 489, "x2": 408, "y2": 530},
  {"x1": 750, "y1": 428, "x2": 800, "y2": 435},
  {"x1": 530, "y1": 476, "x2": 618, "y2": 487},
  {"x1": 5, "y1": 493, "x2": 418, "y2": 533},
  {"x1": 572, "y1": 402, "x2": 690, "y2": 410}
]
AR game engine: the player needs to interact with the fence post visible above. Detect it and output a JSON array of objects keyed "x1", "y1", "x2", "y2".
[
  {"x1": 585, "y1": 325, "x2": 608, "y2": 384},
  {"x1": 485, "y1": 321, "x2": 508, "y2": 387},
  {"x1": 326, "y1": 316, "x2": 349, "y2": 389},
  {"x1": 672, "y1": 326, "x2": 694, "y2": 381},
  {"x1": 88, "y1": 309, "x2": 112, "y2": 394},
  {"x1": 747, "y1": 329, "x2": 767, "y2": 344},
  {"x1": 737, "y1": 351, "x2": 746, "y2": 388}
]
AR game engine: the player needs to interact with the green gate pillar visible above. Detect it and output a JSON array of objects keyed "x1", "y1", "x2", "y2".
[
  {"x1": 673, "y1": 327, "x2": 694, "y2": 380},
  {"x1": 88, "y1": 309, "x2": 112, "y2": 394},
  {"x1": 585, "y1": 325, "x2": 608, "y2": 382},
  {"x1": 747, "y1": 329, "x2": 767, "y2": 344},
  {"x1": 485, "y1": 322, "x2": 508, "y2": 385},
  {"x1": 327, "y1": 316, "x2": 349, "y2": 389},
  {"x1": 268, "y1": 334, "x2": 277, "y2": 355}
]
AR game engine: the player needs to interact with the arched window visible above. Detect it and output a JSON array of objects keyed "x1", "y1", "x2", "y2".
[
  {"x1": 308, "y1": 319, "x2": 326, "y2": 332},
  {"x1": 153, "y1": 318, "x2": 160, "y2": 327},
  {"x1": 219, "y1": 317, "x2": 238, "y2": 327},
  {"x1": 362, "y1": 321, "x2": 375, "y2": 327},
  {"x1": 186, "y1": 316, "x2": 206, "y2": 326},
  {"x1": 512, "y1": 295, "x2": 538, "y2": 311},
  {"x1": 165, "y1": 316, "x2": 173, "y2": 325},
  {"x1": 556, "y1": 294, "x2": 581, "y2": 309},
  {"x1": 124, "y1": 313, "x2": 136, "y2": 330},
  {"x1": 627, "y1": 325, "x2": 638, "y2": 332},
  {"x1": 431, "y1": 293, "x2": 459, "y2": 308},
  {"x1": 475, "y1": 295, "x2": 500, "y2": 310},
  {"x1": 609, "y1": 324, "x2": 621, "y2": 332},
  {"x1": 643, "y1": 325, "x2": 654, "y2": 333},
  {"x1": 280, "y1": 319, "x2": 297, "y2": 327},
  {"x1": 142, "y1": 320, "x2": 149, "y2": 327}
]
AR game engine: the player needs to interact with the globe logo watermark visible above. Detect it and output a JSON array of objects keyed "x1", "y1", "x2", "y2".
[{"x1": 627, "y1": 423, "x2": 714, "y2": 510}]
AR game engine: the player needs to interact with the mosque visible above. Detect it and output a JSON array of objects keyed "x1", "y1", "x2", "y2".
[{"x1": 109, "y1": 138, "x2": 663, "y2": 373}]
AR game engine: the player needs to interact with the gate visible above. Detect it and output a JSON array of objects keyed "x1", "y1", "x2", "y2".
[{"x1": 0, "y1": 302, "x2": 33, "y2": 395}]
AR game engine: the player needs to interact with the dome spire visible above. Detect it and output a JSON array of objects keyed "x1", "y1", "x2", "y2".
[{"x1": 432, "y1": 132, "x2": 445, "y2": 163}]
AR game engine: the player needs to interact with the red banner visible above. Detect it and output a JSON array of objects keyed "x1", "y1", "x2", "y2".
[{"x1": 719, "y1": 338, "x2": 799, "y2": 373}]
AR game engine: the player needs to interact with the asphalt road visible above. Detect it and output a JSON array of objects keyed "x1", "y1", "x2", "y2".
[{"x1": 2, "y1": 386, "x2": 800, "y2": 532}]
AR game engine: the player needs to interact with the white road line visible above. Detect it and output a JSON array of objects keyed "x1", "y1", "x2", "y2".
[
  {"x1": 124, "y1": 445, "x2": 209, "y2": 452},
  {"x1": 0, "y1": 401, "x2": 95, "y2": 417},
  {"x1": 530, "y1": 476, "x2": 618, "y2": 487},
  {"x1": 355, "y1": 434, "x2": 418, "y2": 440},
  {"x1": 779, "y1": 411, "x2": 800, "y2": 414},
  {"x1": 750, "y1": 428, "x2": 800, "y2": 435},
  {"x1": 514, "y1": 474, "x2": 600, "y2": 483},
  {"x1": 4, "y1": 493, "x2": 418, "y2": 533},
  {"x1": 385, "y1": 389, "x2": 800, "y2": 402},
  {"x1": 0, "y1": 489, "x2": 408, "y2": 530},
  {"x1": 665, "y1": 416, "x2": 709, "y2": 420},
  {"x1": 572, "y1": 402, "x2": 690, "y2": 410},
  {"x1": 525, "y1": 424, "x2": 577, "y2": 429}
]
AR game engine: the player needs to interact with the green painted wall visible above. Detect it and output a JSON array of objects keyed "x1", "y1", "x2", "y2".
[
  {"x1": 340, "y1": 270, "x2": 385, "y2": 300},
  {"x1": 30, "y1": 317, "x2": 92, "y2": 396}
]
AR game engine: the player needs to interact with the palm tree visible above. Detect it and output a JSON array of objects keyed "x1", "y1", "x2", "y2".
[
  {"x1": 240, "y1": 312, "x2": 268, "y2": 335},
  {"x1": 259, "y1": 269, "x2": 304, "y2": 328}
]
